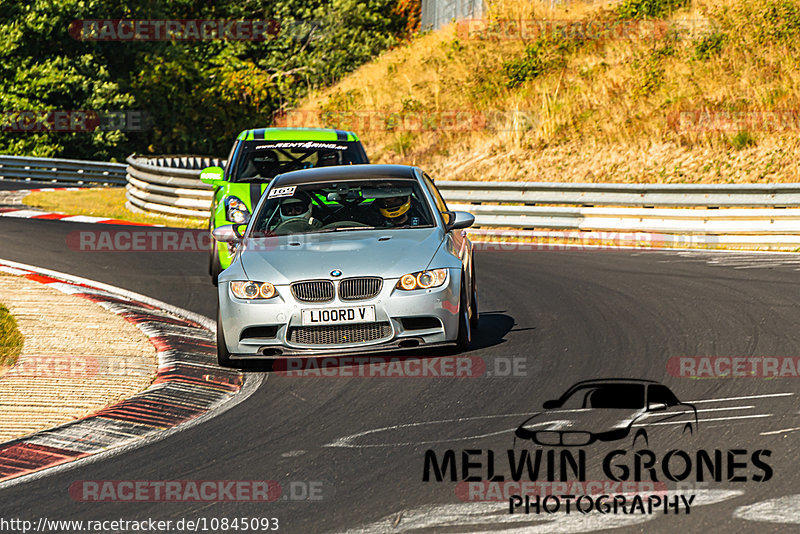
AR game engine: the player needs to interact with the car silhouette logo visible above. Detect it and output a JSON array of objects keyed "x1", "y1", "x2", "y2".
[
  {"x1": 331, "y1": 269, "x2": 342, "y2": 277},
  {"x1": 515, "y1": 379, "x2": 698, "y2": 448}
]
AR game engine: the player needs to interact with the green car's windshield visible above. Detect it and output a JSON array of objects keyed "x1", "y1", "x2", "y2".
[
  {"x1": 250, "y1": 179, "x2": 435, "y2": 236},
  {"x1": 228, "y1": 140, "x2": 368, "y2": 183}
]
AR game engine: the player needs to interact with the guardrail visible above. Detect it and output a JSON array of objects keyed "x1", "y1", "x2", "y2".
[
  {"x1": 0, "y1": 155, "x2": 126, "y2": 185},
  {"x1": 435, "y1": 181, "x2": 800, "y2": 244},
  {"x1": 7, "y1": 153, "x2": 800, "y2": 249},
  {"x1": 122, "y1": 158, "x2": 800, "y2": 244},
  {"x1": 435, "y1": 181, "x2": 800, "y2": 208},
  {"x1": 125, "y1": 155, "x2": 221, "y2": 218},
  {"x1": 445, "y1": 204, "x2": 800, "y2": 234}
]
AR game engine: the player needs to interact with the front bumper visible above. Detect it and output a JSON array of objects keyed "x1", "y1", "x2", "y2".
[{"x1": 218, "y1": 270, "x2": 462, "y2": 357}]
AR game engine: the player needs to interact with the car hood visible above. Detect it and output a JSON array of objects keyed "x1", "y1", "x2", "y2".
[
  {"x1": 238, "y1": 228, "x2": 445, "y2": 284},
  {"x1": 518, "y1": 408, "x2": 645, "y2": 435}
]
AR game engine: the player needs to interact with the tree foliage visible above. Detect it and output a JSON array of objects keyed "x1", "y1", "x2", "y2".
[{"x1": 0, "y1": 0, "x2": 407, "y2": 159}]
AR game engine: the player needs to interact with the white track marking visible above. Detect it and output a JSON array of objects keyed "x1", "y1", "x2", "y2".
[
  {"x1": 655, "y1": 251, "x2": 800, "y2": 270},
  {"x1": 635, "y1": 414, "x2": 772, "y2": 427},
  {"x1": 734, "y1": 495, "x2": 800, "y2": 524},
  {"x1": 280, "y1": 450, "x2": 307, "y2": 458},
  {"x1": 639, "y1": 406, "x2": 755, "y2": 417},
  {"x1": 327, "y1": 427, "x2": 523, "y2": 448},
  {"x1": 2, "y1": 209, "x2": 48, "y2": 218},
  {"x1": 760, "y1": 427, "x2": 800, "y2": 436},
  {"x1": 325, "y1": 413, "x2": 540, "y2": 448},
  {"x1": 732, "y1": 264, "x2": 789, "y2": 269},
  {"x1": 327, "y1": 398, "x2": 775, "y2": 448},
  {"x1": 339, "y1": 490, "x2": 744, "y2": 534},
  {"x1": 0, "y1": 266, "x2": 30, "y2": 275},
  {"x1": 0, "y1": 258, "x2": 266, "y2": 491},
  {"x1": 688, "y1": 393, "x2": 794, "y2": 403},
  {"x1": 59, "y1": 215, "x2": 109, "y2": 223},
  {"x1": 696, "y1": 405, "x2": 755, "y2": 412}
]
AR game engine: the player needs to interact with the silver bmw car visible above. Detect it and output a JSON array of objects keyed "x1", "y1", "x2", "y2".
[{"x1": 212, "y1": 164, "x2": 478, "y2": 367}]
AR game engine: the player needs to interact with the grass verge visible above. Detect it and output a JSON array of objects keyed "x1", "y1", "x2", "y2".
[
  {"x1": 24, "y1": 188, "x2": 206, "y2": 229},
  {"x1": 0, "y1": 302, "x2": 23, "y2": 371}
]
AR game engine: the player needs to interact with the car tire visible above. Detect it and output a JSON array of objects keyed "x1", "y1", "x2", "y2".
[
  {"x1": 469, "y1": 261, "x2": 479, "y2": 331},
  {"x1": 210, "y1": 242, "x2": 222, "y2": 287},
  {"x1": 455, "y1": 273, "x2": 472, "y2": 351},
  {"x1": 216, "y1": 306, "x2": 239, "y2": 368}
]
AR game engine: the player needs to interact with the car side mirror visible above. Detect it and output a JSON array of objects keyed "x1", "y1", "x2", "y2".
[
  {"x1": 212, "y1": 224, "x2": 245, "y2": 243},
  {"x1": 200, "y1": 166, "x2": 226, "y2": 186},
  {"x1": 542, "y1": 400, "x2": 560, "y2": 409},
  {"x1": 444, "y1": 211, "x2": 475, "y2": 231},
  {"x1": 648, "y1": 402, "x2": 667, "y2": 412}
]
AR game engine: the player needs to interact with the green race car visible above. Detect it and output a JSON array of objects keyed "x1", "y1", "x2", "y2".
[{"x1": 200, "y1": 127, "x2": 369, "y2": 283}]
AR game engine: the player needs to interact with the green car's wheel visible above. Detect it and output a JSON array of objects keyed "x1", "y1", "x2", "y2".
[{"x1": 210, "y1": 241, "x2": 222, "y2": 286}]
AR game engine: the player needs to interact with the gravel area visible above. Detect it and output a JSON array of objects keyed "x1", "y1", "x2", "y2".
[{"x1": 0, "y1": 273, "x2": 157, "y2": 442}]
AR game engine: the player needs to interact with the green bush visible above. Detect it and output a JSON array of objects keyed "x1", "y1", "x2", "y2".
[
  {"x1": 633, "y1": 42, "x2": 675, "y2": 96},
  {"x1": 694, "y1": 32, "x2": 727, "y2": 60},
  {"x1": 730, "y1": 130, "x2": 756, "y2": 150},
  {"x1": 0, "y1": 303, "x2": 22, "y2": 368},
  {"x1": 734, "y1": 0, "x2": 800, "y2": 47},
  {"x1": 503, "y1": 38, "x2": 576, "y2": 89},
  {"x1": 616, "y1": 0, "x2": 690, "y2": 19}
]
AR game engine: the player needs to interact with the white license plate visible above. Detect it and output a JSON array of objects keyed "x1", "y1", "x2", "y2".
[{"x1": 302, "y1": 306, "x2": 376, "y2": 326}]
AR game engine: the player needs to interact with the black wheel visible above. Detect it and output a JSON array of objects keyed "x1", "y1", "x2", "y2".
[
  {"x1": 455, "y1": 273, "x2": 472, "y2": 351},
  {"x1": 469, "y1": 261, "x2": 479, "y2": 331},
  {"x1": 210, "y1": 242, "x2": 222, "y2": 286},
  {"x1": 216, "y1": 306, "x2": 238, "y2": 368}
]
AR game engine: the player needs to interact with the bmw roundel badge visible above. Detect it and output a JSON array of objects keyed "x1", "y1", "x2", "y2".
[{"x1": 331, "y1": 269, "x2": 342, "y2": 277}]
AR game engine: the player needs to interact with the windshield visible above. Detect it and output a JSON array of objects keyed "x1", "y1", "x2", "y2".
[
  {"x1": 227, "y1": 140, "x2": 368, "y2": 183},
  {"x1": 249, "y1": 179, "x2": 435, "y2": 236},
  {"x1": 558, "y1": 384, "x2": 646, "y2": 410}
]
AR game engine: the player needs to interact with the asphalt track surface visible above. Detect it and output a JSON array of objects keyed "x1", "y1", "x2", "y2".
[{"x1": 2, "y1": 181, "x2": 800, "y2": 533}]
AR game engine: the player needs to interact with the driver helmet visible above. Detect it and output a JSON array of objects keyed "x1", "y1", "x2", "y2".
[
  {"x1": 279, "y1": 197, "x2": 312, "y2": 222},
  {"x1": 378, "y1": 195, "x2": 411, "y2": 219}
]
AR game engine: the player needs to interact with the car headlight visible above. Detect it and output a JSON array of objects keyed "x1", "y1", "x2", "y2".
[
  {"x1": 230, "y1": 281, "x2": 277, "y2": 299},
  {"x1": 225, "y1": 196, "x2": 250, "y2": 224},
  {"x1": 396, "y1": 269, "x2": 448, "y2": 290}
]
